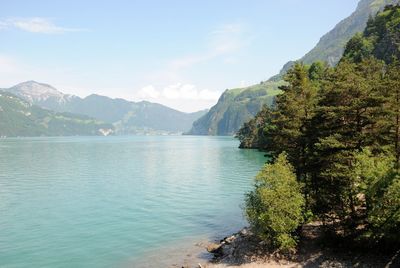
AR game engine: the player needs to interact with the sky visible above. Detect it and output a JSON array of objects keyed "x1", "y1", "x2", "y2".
[{"x1": 0, "y1": 0, "x2": 360, "y2": 112}]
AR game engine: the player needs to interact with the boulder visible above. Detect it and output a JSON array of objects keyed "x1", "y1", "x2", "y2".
[{"x1": 206, "y1": 243, "x2": 223, "y2": 255}]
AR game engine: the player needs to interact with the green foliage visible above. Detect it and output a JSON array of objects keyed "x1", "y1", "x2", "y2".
[
  {"x1": 343, "y1": 4, "x2": 400, "y2": 64},
  {"x1": 240, "y1": 5, "x2": 400, "y2": 248},
  {"x1": 236, "y1": 105, "x2": 275, "y2": 149},
  {"x1": 246, "y1": 153, "x2": 305, "y2": 251},
  {"x1": 353, "y1": 148, "x2": 395, "y2": 204},
  {"x1": 384, "y1": 60, "x2": 400, "y2": 166},
  {"x1": 272, "y1": 63, "x2": 320, "y2": 175},
  {"x1": 343, "y1": 33, "x2": 374, "y2": 63},
  {"x1": 311, "y1": 57, "x2": 390, "y2": 222},
  {"x1": 368, "y1": 175, "x2": 400, "y2": 243}
]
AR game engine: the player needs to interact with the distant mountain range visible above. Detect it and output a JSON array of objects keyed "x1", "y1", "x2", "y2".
[
  {"x1": 188, "y1": 0, "x2": 399, "y2": 136},
  {"x1": 0, "y1": 90, "x2": 113, "y2": 137},
  {"x1": 2, "y1": 81, "x2": 207, "y2": 136}
]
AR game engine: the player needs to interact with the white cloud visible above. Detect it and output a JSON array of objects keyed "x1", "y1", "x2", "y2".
[
  {"x1": 0, "y1": 17, "x2": 85, "y2": 34},
  {"x1": 131, "y1": 83, "x2": 222, "y2": 112},
  {"x1": 137, "y1": 85, "x2": 160, "y2": 99},
  {"x1": 162, "y1": 83, "x2": 181, "y2": 99},
  {"x1": 162, "y1": 83, "x2": 219, "y2": 101},
  {"x1": 135, "y1": 83, "x2": 220, "y2": 101}
]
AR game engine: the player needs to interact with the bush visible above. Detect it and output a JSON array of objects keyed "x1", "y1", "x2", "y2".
[
  {"x1": 245, "y1": 153, "x2": 305, "y2": 252},
  {"x1": 369, "y1": 175, "x2": 400, "y2": 244}
]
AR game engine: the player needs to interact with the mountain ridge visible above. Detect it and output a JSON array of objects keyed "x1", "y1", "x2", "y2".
[
  {"x1": 0, "y1": 90, "x2": 113, "y2": 137},
  {"x1": 3, "y1": 81, "x2": 207, "y2": 134},
  {"x1": 272, "y1": 0, "x2": 400, "y2": 79}
]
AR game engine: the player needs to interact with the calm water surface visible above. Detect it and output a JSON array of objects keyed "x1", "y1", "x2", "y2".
[{"x1": 0, "y1": 136, "x2": 266, "y2": 267}]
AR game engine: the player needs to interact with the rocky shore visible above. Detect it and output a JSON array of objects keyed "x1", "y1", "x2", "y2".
[{"x1": 177, "y1": 223, "x2": 400, "y2": 268}]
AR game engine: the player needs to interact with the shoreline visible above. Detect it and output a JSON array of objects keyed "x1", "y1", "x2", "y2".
[{"x1": 173, "y1": 223, "x2": 400, "y2": 268}]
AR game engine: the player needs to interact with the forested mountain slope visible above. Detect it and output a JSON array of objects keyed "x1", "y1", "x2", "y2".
[
  {"x1": 187, "y1": 81, "x2": 282, "y2": 135},
  {"x1": 0, "y1": 91, "x2": 112, "y2": 137}
]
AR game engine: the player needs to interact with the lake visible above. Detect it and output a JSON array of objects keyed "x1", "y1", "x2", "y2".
[{"x1": 0, "y1": 136, "x2": 266, "y2": 267}]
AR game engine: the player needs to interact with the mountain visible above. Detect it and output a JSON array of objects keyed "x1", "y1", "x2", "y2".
[
  {"x1": 188, "y1": 0, "x2": 399, "y2": 136},
  {"x1": 342, "y1": 3, "x2": 400, "y2": 64},
  {"x1": 6, "y1": 81, "x2": 79, "y2": 111},
  {"x1": 0, "y1": 90, "x2": 113, "y2": 137},
  {"x1": 4, "y1": 81, "x2": 207, "y2": 134},
  {"x1": 272, "y1": 0, "x2": 400, "y2": 78},
  {"x1": 187, "y1": 81, "x2": 282, "y2": 135},
  {"x1": 113, "y1": 101, "x2": 208, "y2": 134}
]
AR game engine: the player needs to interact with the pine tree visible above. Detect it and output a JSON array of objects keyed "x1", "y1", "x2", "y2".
[
  {"x1": 385, "y1": 60, "x2": 400, "y2": 167},
  {"x1": 271, "y1": 63, "x2": 319, "y2": 177},
  {"x1": 311, "y1": 58, "x2": 387, "y2": 227}
]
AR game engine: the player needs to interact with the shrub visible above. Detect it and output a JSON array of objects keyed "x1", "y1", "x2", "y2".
[{"x1": 245, "y1": 153, "x2": 305, "y2": 252}]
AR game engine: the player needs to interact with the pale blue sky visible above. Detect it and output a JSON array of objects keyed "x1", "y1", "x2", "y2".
[{"x1": 0, "y1": 0, "x2": 359, "y2": 112}]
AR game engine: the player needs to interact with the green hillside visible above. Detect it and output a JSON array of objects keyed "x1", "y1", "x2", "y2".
[
  {"x1": 187, "y1": 81, "x2": 283, "y2": 135},
  {"x1": 114, "y1": 101, "x2": 208, "y2": 134},
  {"x1": 0, "y1": 91, "x2": 113, "y2": 137}
]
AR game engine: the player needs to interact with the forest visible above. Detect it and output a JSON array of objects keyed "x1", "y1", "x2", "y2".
[{"x1": 239, "y1": 5, "x2": 400, "y2": 252}]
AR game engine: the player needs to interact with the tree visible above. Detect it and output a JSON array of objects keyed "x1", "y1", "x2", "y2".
[
  {"x1": 385, "y1": 60, "x2": 400, "y2": 167},
  {"x1": 236, "y1": 105, "x2": 275, "y2": 150},
  {"x1": 368, "y1": 174, "x2": 400, "y2": 245},
  {"x1": 342, "y1": 32, "x2": 374, "y2": 63},
  {"x1": 245, "y1": 153, "x2": 305, "y2": 251},
  {"x1": 310, "y1": 58, "x2": 388, "y2": 227},
  {"x1": 238, "y1": 5, "x2": 400, "y2": 247},
  {"x1": 272, "y1": 63, "x2": 319, "y2": 177}
]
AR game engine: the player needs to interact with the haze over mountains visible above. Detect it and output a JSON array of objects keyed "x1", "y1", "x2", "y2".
[
  {"x1": 188, "y1": 0, "x2": 400, "y2": 136},
  {"x1": 1, "y1": 81, "x2": 207, "y2": 136}
]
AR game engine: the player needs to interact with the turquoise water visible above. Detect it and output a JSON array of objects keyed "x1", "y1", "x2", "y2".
[{"x1": 0, "y1": 136, "x2": 266, "y2": 268}]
